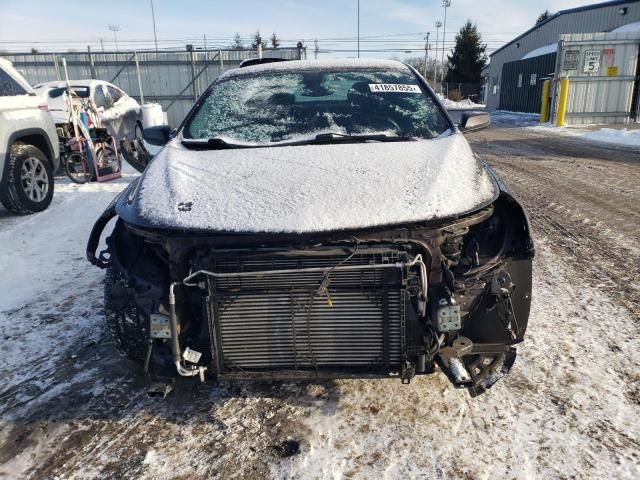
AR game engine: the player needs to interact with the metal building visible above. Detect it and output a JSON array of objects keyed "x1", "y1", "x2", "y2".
[{"x1": 485, "y1": 0, "x2": 640, "y2": 110}]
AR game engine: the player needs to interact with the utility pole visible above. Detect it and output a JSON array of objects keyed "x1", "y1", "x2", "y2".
[
  {"x1": 204, "y1": 34, "x2": 207, "y2": 51},
  {"x1": 108, "y1": 25, "x2": 120, "y2": 52},
  {"x1": 99, "y1": 38, "x2": 104, "y2": 53},
  {"x1": 423, "y1": 32, "x2": 430, "y2": 80},
  {"x1": 434, "y1": 21, "x2": 442, "y2": 84},
  {"x1": 314, "y1": 39, "x2": 319, "y2": 60},
  {"x1": 441, "y1": 0, "x2": 451, "y2": 86},
  {"x1": 357, "y1": 0, "x2": 360, "y2": 58},
  {"x1": 150, "y1": 0, "x2": 158, "y2": 52}
]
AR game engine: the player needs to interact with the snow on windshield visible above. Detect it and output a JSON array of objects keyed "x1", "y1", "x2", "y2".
[{"x1": 186, "y1": 69, "x2": 449, "y2": 144}]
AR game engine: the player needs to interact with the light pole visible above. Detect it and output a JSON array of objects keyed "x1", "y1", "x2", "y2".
[
  {"x1": 441, "y1": 0, "x2": 451, "y2": 87},
  {"x1": 108, "y1": 24, "x2": 120, "y2": 52},
  {"x1": 357, "y1": 0, "x2": 360, "y2": 58},
  {"x1": 434, "y1": 21, "x2": 442, "y2": 84},
  {"x1": 150, "y1": 0, "x2": 158, "y2": 52},
  {"x1": 423, "y1": 32, "x2": 430, "y2": 80}
]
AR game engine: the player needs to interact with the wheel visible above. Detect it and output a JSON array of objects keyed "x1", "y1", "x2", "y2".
[
  {"x1": 105, "y1": 267, "x2": 148, "y2": 366},
  {"x1": 0, "y1": 143, "x2": 54, "y2": 214},
  {"x1": 96, "y1": 145, "x2": 117, "y2": 168},
  {"x1": 64, "y1": 152, "x2": 92, "y2": 184}
]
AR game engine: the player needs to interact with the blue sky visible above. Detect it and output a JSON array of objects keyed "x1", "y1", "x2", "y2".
[{"x1": 0, "y1": 0, "x2": 595, "y2": 56}]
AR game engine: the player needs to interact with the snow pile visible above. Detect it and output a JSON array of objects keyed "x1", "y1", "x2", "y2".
[
  {"x1": 535, "y1": 124, "x2": 640, "y2": 147},
  {"x1": 521, "y1": 42, "x2": 558, "y2": 60},
  {"x1": 134, "y1": 133, "x2": 498, "y2": 233},
  {"x1": 611, "y1": 22, "x2": 640, "y2": 33},
  {"x1": 436, "y1": 93, "x2": 485, "y2": 110}
]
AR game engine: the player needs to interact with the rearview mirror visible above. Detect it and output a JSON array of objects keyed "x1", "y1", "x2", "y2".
[
  {"x1": 143, "y1": 125, "x2": 172, "y2": 146},
  {"x1": 459, "y1": 112, "x2": 490, "y2": 132}
]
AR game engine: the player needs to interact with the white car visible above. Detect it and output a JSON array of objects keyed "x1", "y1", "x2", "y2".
[
  {"x1": 34, "y1": 80, "x2": 143, "y2": 142},
  {"x1": 0, "y1": 58, "x2": 60, "y2": 213}
]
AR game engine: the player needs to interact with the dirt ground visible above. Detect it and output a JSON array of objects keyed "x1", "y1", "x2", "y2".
[{"x1": 0, "y1": 118, "x2": 638, "y2": 479}]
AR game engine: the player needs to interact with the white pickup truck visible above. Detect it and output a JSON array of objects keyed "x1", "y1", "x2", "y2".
[{"x1": 0, "y1": 58, "x2": 59, "y2": 214}]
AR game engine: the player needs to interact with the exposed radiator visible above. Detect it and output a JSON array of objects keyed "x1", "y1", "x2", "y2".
[{"x1": 202, "y1": 247, "x2": 416, "y2": 377}]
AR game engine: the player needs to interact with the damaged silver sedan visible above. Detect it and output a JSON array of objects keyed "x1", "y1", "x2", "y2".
[{"x1": 87, "y1": 59, "x2": 533, "y2": 396}]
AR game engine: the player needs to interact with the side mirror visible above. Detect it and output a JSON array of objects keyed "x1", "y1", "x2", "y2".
[
  {"x1": 459, "y1": 112, "x2": 490, "y2": 132},
  {"x1": 143, "y1": 125, "x2": 172, "y2": 146}
]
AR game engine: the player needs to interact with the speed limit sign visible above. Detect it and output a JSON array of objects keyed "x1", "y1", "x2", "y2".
[{"x1": 583, "y1": 50, "x2": 601, "y2": 73}]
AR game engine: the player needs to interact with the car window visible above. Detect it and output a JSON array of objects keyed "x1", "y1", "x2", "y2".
[
  {"x1": 186, "y1": 68, "x2": 449, "y2": 144},
  {"x1": 93, "y1": 85, "x2": 110, "y2": 109},
  {"x1": 0, "y1": 67, "x2": 27, "y2": 96},
  {"x1": 107, "y1": 85, "x2": 124, "y2": 103}
]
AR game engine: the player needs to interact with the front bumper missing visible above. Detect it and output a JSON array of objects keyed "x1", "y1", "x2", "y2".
[{"x1": 172, "y1": 251, "x2": 428, "y2": 382}]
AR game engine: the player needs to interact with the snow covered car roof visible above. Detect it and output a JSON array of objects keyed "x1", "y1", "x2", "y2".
[{"x1": 219, "y1": 59, "x2": 412, "y2": 80}]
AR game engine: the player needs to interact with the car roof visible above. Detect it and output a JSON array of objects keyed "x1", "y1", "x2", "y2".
[
  {"x1": 0, "y1": 58, "x2": 35, "y2": 94},
  {"x1": 219, "y1": 58, "x2": 412, "y2": 80},
  {"x1": 33, "y1": 79, "x2": 112, "y2": 90}
]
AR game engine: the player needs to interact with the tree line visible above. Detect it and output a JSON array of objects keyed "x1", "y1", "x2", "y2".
[{"x1": 233, "y1": 31, "x2": 280, "y2": 50}]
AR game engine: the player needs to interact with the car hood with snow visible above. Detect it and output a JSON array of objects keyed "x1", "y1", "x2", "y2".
[{"x1": 119, "y1": 133, "x2": 499, "y2": 233}]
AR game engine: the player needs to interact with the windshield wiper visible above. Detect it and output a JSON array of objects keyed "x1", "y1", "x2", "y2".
[
  {"x1": 182, "y1": 137, "x2": 248, "y2": 150},
  {"x1": 296, "y1": 132, "x2": 418, "y2": 145}
]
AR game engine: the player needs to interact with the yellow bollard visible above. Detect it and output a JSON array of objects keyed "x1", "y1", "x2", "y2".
[
  {"x1": 540, "y1": 80, "x2": 551, "y2": 123},
  {"x1": 556, "y1": 78, "x2": 570, "y2": 127}
]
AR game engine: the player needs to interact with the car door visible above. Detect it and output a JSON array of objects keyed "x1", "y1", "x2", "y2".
[
  {"x1": 106, "y1": 84, "x2": 137, "y2": 140},
  {"x1": 92, "y1": 84, "x2": 115, "y2": 134}
]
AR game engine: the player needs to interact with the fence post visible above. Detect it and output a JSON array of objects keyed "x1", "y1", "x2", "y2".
[
  {"x1": 87, "y1": 46, "x2": 96, "y2": 79},
  {"x1": 53, "y1": 54, "x2": 61, "y2": 80},
  {"x1": 134, "y1": 51, "x2": 144, "y2": 105},
  {"x1": 219, "y1": 50, "x2": 224, "y2": 75},
  {"x1": 190, "y1": 50, "x2": 198, "y2": 101}
]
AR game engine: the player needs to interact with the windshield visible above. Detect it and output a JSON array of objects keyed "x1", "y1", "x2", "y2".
[{"x1": 185, "y1": 68, "x2": 450, "y2": 144}]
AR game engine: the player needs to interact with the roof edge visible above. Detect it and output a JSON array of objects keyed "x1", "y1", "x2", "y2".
[{"x1": 490, "y1": 0, "x2": 640, "y2": 58}]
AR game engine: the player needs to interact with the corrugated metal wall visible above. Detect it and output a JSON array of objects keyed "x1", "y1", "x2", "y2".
[
  {"x1": 499, "y1": 53, "x2": 557, "y2": 113},
  {"x1": 555, "y1": 31, "x2": 640, "y2": 124},
  {"x1": 485, "y1": 0, "x2": 640, "y2": 109},
  {"x1": 1, "y1": 48, "x2": 304, "y2": 126}
]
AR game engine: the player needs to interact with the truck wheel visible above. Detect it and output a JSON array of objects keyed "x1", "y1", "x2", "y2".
[
  {"x1": 0, "y1": 143, "x2": 54, "y2": 214},
  {"x1": 105, "y1": 267, "x2": 148, "y2": 366}
]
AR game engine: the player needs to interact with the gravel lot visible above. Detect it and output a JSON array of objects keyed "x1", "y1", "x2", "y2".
[{"x1": 1, "y1": 117, "x2": 638, "y2": 479}]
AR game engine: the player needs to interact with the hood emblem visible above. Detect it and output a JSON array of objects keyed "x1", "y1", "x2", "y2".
[{"x1": 177, "y1": 201, "x2": 193, "y2": 212}]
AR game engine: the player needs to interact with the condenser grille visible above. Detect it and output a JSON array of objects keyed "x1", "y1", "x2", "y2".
[{"x1": 204, "y1": 249, "x2": 408, "y2": 375}]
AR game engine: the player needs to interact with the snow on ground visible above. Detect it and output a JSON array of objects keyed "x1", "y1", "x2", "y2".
[
  {"x1": 534, "y1": 124, "x2": 640, "y2": 147},
  {"x1": 0, "y1": 132, "x2": 639, "y2": 479},
  {"x1": 491, "y1": 111, "x2": 640, "y2": 148}
]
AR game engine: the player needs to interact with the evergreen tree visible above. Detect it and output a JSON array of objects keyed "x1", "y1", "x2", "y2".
[
  {"x1": 232, "y1": 33, "x2": 244, "y2": 50},
  {"x1": 270, "y1": 32, "x2": 281, "y2": 49},
  {"x1": 444, "y1": 20, "x2": 487, "y2": 83},
  {"x1": 251, "y1": 30, "x2": 268, "y2": 49},
  {"x1": 536, "y1": 10, "x2": 552, "y2": 24}
]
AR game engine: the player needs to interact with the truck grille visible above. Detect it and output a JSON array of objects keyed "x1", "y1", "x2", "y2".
[{"x1": 203, "y1": 247, "x2": 414, "y2": 377}]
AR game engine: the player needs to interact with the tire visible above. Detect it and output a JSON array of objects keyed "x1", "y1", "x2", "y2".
[
  {"x1": 96, "y1": 145, "x2": 117, "y2": 168},
  {"x1": 64, "y1": 152, "x2": 91, "y2": 184},
  {"x1": 0, "y1": 142, "x2": 54, "y2": 214},
  {"x1": 105, "y1": 267, "x2": 148, "y2": 366}
]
